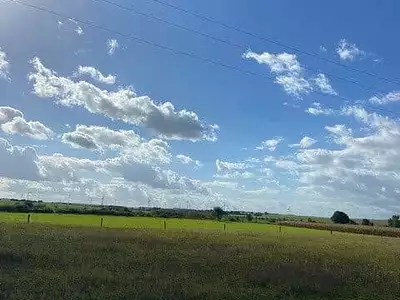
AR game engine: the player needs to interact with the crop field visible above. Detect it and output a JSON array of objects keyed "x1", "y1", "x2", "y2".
[
  {"x1": 0, "y1": 212, "x2": 283, "y2": 232},
  {"x1": 1, "y1": 214, "x2": 400, "y2": 300},
  {"x1": 279, "y1": 221, "x2": 400, "y2": 238}
]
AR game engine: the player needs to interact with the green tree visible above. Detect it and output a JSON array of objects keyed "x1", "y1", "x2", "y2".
[
  {"x1": 246, "y1": 214, "x2": 253, "y2": 222},
  {"x1": 213, "y1": 207, "x2": 225, "y2": 221},
  {"x1": 361, "y1": 219, "x2": 370, "y2": 226},
  {"x1": 388, "y1": 215, "x2": 400, "y2": 228},
  {"x1": 331, "y1": 211, "x2": 350, "y2": 224}
]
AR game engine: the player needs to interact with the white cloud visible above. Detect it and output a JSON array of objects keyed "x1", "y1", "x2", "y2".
[
  {"x1": 57, "y1": 21, "x2": 63, "y2": 28},
  {"x1": 312, "y1": 73, "x2": 337, "y2": 95},
  {"x1": 0, "y1": 106, "x2": 53, "y2": 140},
  {"x1": 275, "y1": 74, "x2": 311, "y2": 96},
  {"x1": 1, "y1": 117, "x2": 53, "y2": 140},
  {"x1": 369, "y1": 91, "x2": 400, "y2": 105},
  {"x1": 215, "y1": 170, "x2": 255, "y2": 180},
  {"x1": 216, "y1": 159, "x2": 248, "y2": 172},
  {"x1": 0, "y1": 47, "x2": 10, "y2": 80},
  {"x1": 29, "y1": 58, "x2": 218, "y2": 142},
  {"x1": 0, "y1": 106, "x2": 22, "y2": 123},
  {"x1": 336, "y1": 39, "x2": 366, "y2": 61},
  {"x1": 75, "y1": 26, "x2": 84, "y2": 36},
  {"x1": 290, "y1": 105, "x2": 400, "y2": 215},
  {"x1": 244, "y1": 51, "x2": 336, "y2": 97},
  {"x1": 62, "y1": 125, "x2": 171, "y2": 165},
  {"x1": 319, "y1": 46, "x2": 327, "y2": 52},
  {"x1": 256, "y1": 137, "x2": 283, "y2": 151},
  {"x1": 305, "y1": 102, "x2": 335, "y2": 116},
  {"x1": 76, "y1": 66, "x2": 116, "y2": 85},
  {"x1": 107, "y1": 39, "x2": 119, "y2": 56},
  {"x1": 243, "y1": 51, "x2": 302, "y2": 73},
  {"x1": 176, "y1": 154, "x2": 202, "y2": 168},
  {"x1": 0, "y1": 138, "x2": 42, "y2": 181},
  {"x1": 289, "y1": 136, "x2": 317, "y2": 149},
  {"x1": 243, "y1": 50, "x2": 311, "y2": 97},
  {"x1": 36, "y1": 149, "x2": 208, "y2": 195}
]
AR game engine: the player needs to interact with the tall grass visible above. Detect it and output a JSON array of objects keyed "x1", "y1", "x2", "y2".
[
  {"x1": 1, "y1": 223, "x2": 400, "y2": 299},
  {"x1": 279, "y1": 221, "x2": 400, "y2": 237}
]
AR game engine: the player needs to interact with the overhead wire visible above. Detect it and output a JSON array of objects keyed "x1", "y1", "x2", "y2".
[
  {"x1": 91, "y1": 0, "x2": 388, "y2": 95},
  {"x1": 148, "y1": 0, "x2": 400, "y2": 87},
  {"x1": 6, "y1": 0, "x2": 400, "y2": 119}
]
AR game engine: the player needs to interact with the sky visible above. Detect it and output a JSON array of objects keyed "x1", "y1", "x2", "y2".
[{"x1": 1, "y1": 0, "x2": 400, "y2": 218}]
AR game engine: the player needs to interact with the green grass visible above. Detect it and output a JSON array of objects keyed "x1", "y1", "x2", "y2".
[
  {"x1": 0, "y1": 212, "x2": 285, "y2": 232},
  {"x1": 1, "y1": 223, "x2": 400, "y2": 300}
]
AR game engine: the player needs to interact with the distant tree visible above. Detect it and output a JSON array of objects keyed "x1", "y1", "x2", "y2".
[
  {"x1": 213, "y1": 206, "x2": 225, "y2": 221},
  {"x1": 388, "y1": 215, "x2": 400, "y2": 228},
  {"x1": 361, "y1": 219, "x2": 371, "y2": 226},
  {"x1": 331, "y1": 211, "x2": 350, "y2": 224},
  {"x1": 246, "y1": 214, "x2": 253, "y2": 222}
]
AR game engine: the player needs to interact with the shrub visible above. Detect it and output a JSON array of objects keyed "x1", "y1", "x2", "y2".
[
  {"x1": 388, "y1": 215, "x2": 400, "y2": 228},
  {"x1": 361, "y1": 219, "x2": 370, "y2": 226},
  {"x1": 331, "y1": 211, "x2": 350, "y2": 224},
  {"x1": 213, "y1": 207, "x2": 225, "y2": 221}
]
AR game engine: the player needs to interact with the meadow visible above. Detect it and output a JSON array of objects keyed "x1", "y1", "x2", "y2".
[{"x1": 1, "y1": 213, "x2": 400, "y2": 299}]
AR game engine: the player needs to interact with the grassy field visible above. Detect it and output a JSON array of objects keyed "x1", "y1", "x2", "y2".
[
  {"x1": 1, "y1": 223, "x2": 400, "y2": 300},
  {"x1": 0, "y1": 212, "x2": 282, "y2": 232},
  {"x1": 279, "y1": 221, "x2": 400, "y2": 238}
]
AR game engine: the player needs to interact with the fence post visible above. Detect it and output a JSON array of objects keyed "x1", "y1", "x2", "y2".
[
  {"x1": 163, "y1": 220, "x2": 167, "y2": 230},
  {"x1": 224, "y1": 223, "x2": 226, "y2": 231},
  {"x1": 27, "y1": 214, "x2": 31, "y2": 224},
  {"x1": 330, "y1": 230, "x2": 333, "y2": 235},
  {"x1": 100, "y1": 217, "x2": 104, "y2": 228},
  {"x1": 279, "y1": 226, "x2": 282, "y2": 233}
]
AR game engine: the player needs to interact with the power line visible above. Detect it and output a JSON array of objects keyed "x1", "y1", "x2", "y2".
[
  {"x1": 7, "y1": 0, "x2": 400, "y2": 118},
  {"x1": 148, "y1": 0, "x2": 400, "y2": 87},
  {"x1": 99, "y1": 0, "x2": 392, "y2": 94},
  {"x1": 91, "y1": 0, "x2": 388, "y2": 94}
]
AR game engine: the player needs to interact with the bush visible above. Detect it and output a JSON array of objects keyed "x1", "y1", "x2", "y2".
[
  {"x1": 331, "y1": 211, "x2": 350, "y2": 224},
  {"x1": 213, "y1": 207, "x2": 225, "y2": 221},
  {"x1": 246, "y1": 214, "x2": 253, "y2": 222},
  {"x1": 388, "y1": 215, "x2": 400, "y2": 228},
  {"x1": 361, "y1": 219, "x2": 370, "y2": 226}
]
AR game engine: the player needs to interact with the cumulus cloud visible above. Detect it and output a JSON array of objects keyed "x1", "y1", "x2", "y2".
[
  {"x1": 215, "y1": 171, "x2": 255, "y2": 180},
  {"x1": 305, "y1": 102, "x2": 335, "y2": 116},
  {"x1": 312, "y1": 73, "x2": 337, "y2": 95},
  {"x1": 369, "y1": 91, "x2": 400, "y2": 105},
  {"x1": 0, "y1": 106, "x2": 53, "y2": 140},
  {"x1": 36, "y1": 149, "x2": 208, "y2": 195},
  {"x1": 75, "y1": 26, "x2": 84, "y2": 36},
  {"x1": 107, "y1": 39, "x2": 119, "y2": 56},
  {"x1": 29, "y1": 58, "x2": 218, "y2": 142},
  {"x1": 176, "y1": 154, "x2": 202, "y2": 167},
  {"x1": 62, "y1": 125, "x2": 171, "y2": 164},
  {"x1": 216, "y1": 159, "x2": 248, "y2": 172},
  {"x1": 244, "y1": 51, "x2": 336, "y2": 97},
  {"x1": 0, "y1": 47, "x2": 10, "y2": 79},
  {"x1": 0, "y1": 106, "x2": 22, "y2": 123},
  {"x1": 280, "y1": 105, "x2": 400, "y2": 214},
  {"x1": 289, "y1": 136, "x2": 317, "y2": 149},
  {"x1": 0, "y1": 138, "x2": 42, "y2": 181},
  {"x1": 62, "y1": 131, "x2": 99, "y2": 150},
  {"x1": 256, "y1": 137, "x2": 283, "y2": 151},
  {"x1": 336, "y1": 39, "x2": 366, "y2": 61},
  {"x1": 76, "y1": 66, "x2": 116, "y2": 85},
  {"x1": 243, "y1": 50, "x2": 311, "y2": 97}
]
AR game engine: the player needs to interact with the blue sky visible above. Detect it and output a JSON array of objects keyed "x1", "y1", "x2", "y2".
[{"x1": 1, "y1": 0, "x2": 400, "y2": 218}]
